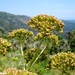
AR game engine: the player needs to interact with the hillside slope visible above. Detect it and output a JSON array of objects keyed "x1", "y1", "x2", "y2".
[
  {"x1": 0, "y1": 11, "x2": 32, "y2": 32},
  {"x1": 0, "y1": 11, "x2": 75, "y2": 35}
]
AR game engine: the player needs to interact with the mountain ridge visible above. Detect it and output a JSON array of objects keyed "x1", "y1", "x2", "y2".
[
  {"x1": 0, "y1": 11, "x2": 75, "y2": 35},
  {"x1": 0, "y1": 11, "x2": 32, "y2": 32}
]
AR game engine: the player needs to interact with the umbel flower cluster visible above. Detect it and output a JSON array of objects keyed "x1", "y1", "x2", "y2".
[
  {"x1": 3, "y1": 68, "x2": 37, "y2": 75},
  {"x1": 28, "y1": 14, "x2": 64, "y2": 46},
  {"x1": 8, "y1": 28, "x2": 34, "y2": 43},
  {"x1": 0, "y1": 38, "x2": 11, "y2": 55},
  {"x1": 47, "y1": 52, "x2": 75, "y2": 71},
  {"x1": 34, "y1": 32, "x2": 58, "y2": 45},
  {"x1": 27, "y1": 14, "x2": 64, "y2": 33}
]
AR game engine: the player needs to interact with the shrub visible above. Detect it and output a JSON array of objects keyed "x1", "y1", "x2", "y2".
[{"x1": 67, "y1": 31, "x2": 75, "y2": 52}]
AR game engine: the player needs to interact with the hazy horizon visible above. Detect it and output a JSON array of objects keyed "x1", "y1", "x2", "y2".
[{"x1": 0, "y1": 0, "x2": 75, "y2": 20}]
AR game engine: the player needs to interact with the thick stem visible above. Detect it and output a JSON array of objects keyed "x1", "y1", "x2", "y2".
[
  {"x1": 20, "y1": 43, "x2": 25, "y2": 70},
  {"x1": 20, "y1": 43, "x2": 23, "y2": 56}
]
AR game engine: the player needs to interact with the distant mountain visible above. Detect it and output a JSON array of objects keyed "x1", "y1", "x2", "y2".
[
  {"x1": 0, "y1": 11, "x2": 75, "y2": 35},
  {"x1": 57, "y1": 20, "x2": 75, "y2": 38},
  {"x1": 0, "y1": 11, "x2": 34, "y2": 33},
  {"x1": 63, "y1": 20, "x2": 75, "y2": 32}
]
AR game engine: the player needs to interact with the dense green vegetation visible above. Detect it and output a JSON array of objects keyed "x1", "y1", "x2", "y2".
[{"x1": 0, "y1": 12, "x2": 75, "y2": 75}]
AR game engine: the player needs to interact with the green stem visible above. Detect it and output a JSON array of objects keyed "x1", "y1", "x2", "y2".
[
  {"x1": 30, "y1": 45, "x2": 46, "y2": 68},
  {"x1": 20, "y1": 43, "x2": 23, "y2": 56},
  {"x1": 20, "y1": 43, "x2": 25, "y2": 70}
]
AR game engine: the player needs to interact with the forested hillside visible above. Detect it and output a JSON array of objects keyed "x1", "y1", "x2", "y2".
[
  {"x1": 63, "y1": 20, "x2": 75, "y2": 32},
  {"x1": 0, "y1": 11, "x2": 32, "y2": 32},
  {"x1": 0, "y1": 11, "x2": 75, "y2": 34}
]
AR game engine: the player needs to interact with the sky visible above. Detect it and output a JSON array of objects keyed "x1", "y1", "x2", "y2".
[{"x1": 0, "y1": 0, "x2": 75, "y2": 20}]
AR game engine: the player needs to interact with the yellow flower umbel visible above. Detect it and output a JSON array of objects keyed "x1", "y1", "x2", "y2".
[
  {"x1": 48, "y1": 52, "x2": 75, "y2": 71},
  {"x1": 0, "y1": 38, "x2": 12, "y2": 56},
  {"x1": 8, "y1": 28, "x2": 34, "y2": 43},
  {"x1": 34, "y1": 32, "x2": 58, "y2": 46},
  {"x1": 28, "y1": 14, "x2": 64, "y2": 46},
  {"x1": 27, "y1": 14, "x2": 64, "y2": 33}
]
